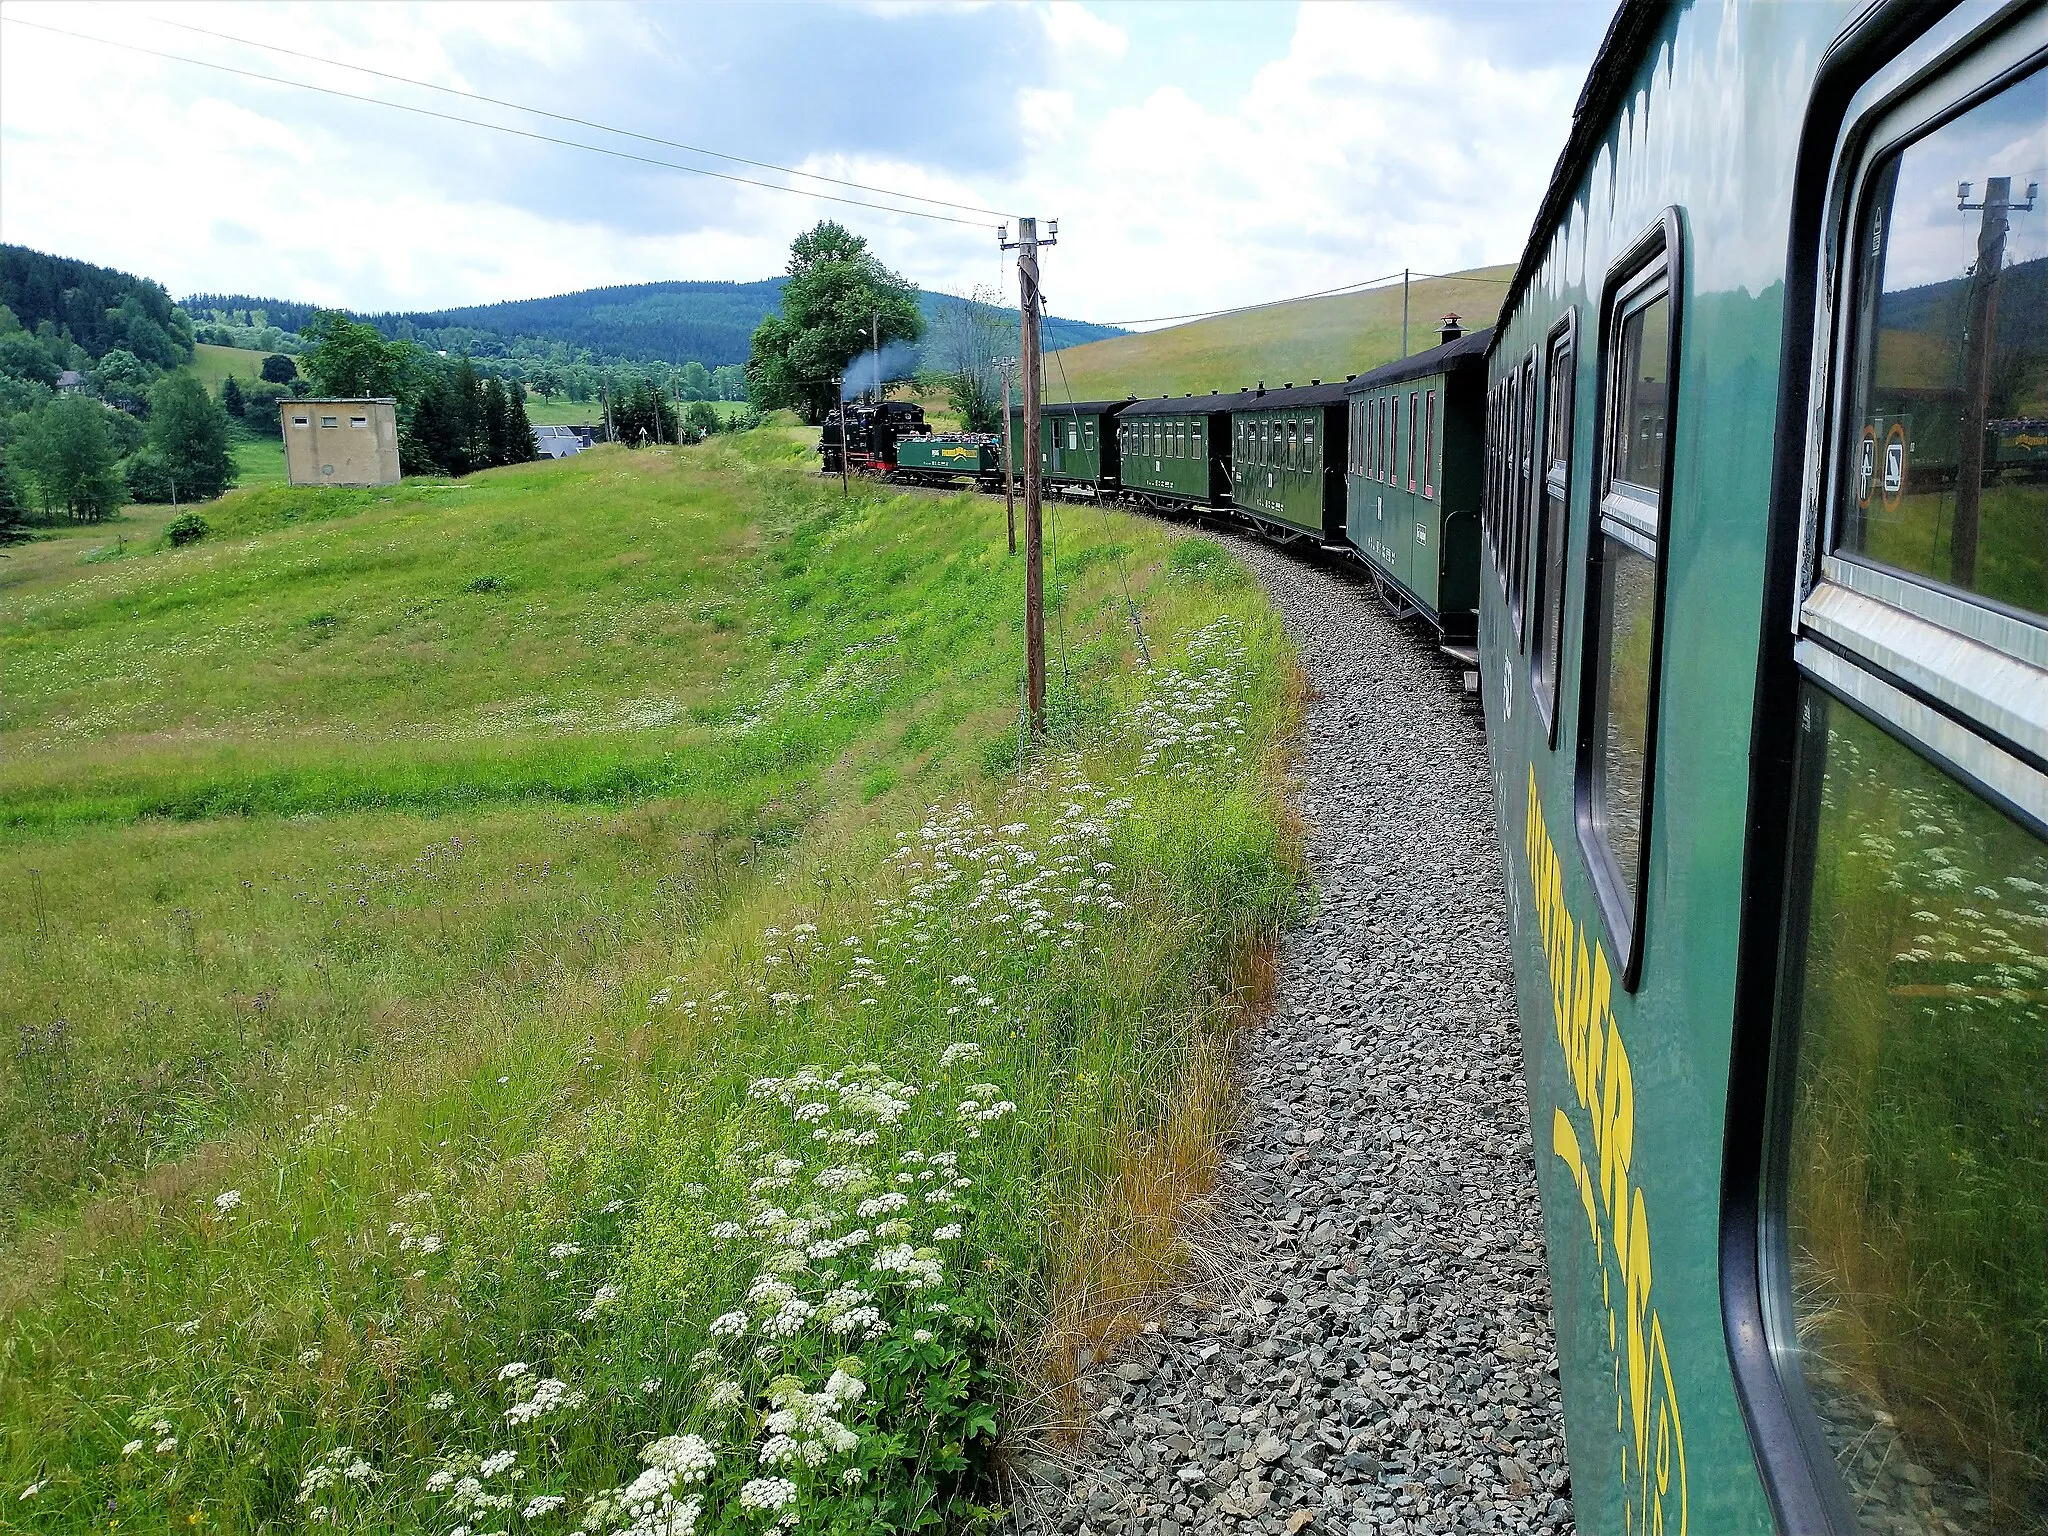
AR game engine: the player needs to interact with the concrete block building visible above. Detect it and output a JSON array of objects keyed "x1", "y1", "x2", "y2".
[{"x1": 281, "y1": 398, "x2": 401, "y2": 486}]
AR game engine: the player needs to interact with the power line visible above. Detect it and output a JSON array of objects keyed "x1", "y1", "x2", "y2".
[
  {"x1": 0, "y1": 15, "x2": 996, "y2": 229},
  {"x1": 148, "y1": 13, "x2": 1015, "y2": 221}
]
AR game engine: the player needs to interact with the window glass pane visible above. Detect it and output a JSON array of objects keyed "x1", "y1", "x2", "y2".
[
  {"x1": 1288, "y1": 421, "x2": 1299, "y2": 467},
  {"x1": 1408, "y1": 392, "x2": 1419, "y2": 488},
  {"x1": 1589, "y1": 537, "x2": 1656, "y2": 906},
  {"x1": 1840, "y1": 65, "x2": 2047, "y2": 618},
  {"x1": 1304, "y1": 419, "x2": 1315, "y2": 463},
  {"x1": 1392, "y1": 397, "x2": 1402, "y2": 483},
  {"x1": 1614, "y1": 294, "x2": 1670, "y2": 495},
  {"x1": 1778, "y1": 689, "x2": 2047, "y2": 1529},
  {"x1": 1424, "y1": 391, "x2": 1436, "y2": 497},
  {"x1": 1536, "y1": 345, "x2": 1575, "y2": 719}
]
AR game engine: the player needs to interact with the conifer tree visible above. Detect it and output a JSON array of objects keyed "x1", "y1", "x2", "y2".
[
  {"x1": 450, "y1": 356, "x2": 482, "y2": 467},
  {"x1": 504, "y1": 380, "x2": 537, "y2": 463},
  {"x1": 481, "y1": 375, "x2": 509, "y2": 467}
]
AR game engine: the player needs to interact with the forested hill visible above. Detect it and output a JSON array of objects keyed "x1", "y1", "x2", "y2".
[
  {"x1": 181, "y1": 279, "x2": 1126, "y2": 368},
  {"x1": 0, "y1": 245, "x2": 194, "y2": 368}
]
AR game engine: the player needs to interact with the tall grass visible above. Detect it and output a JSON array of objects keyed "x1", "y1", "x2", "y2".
[{"x1": 0, "y1": 433, "x2": 1305, "y2": 1531}]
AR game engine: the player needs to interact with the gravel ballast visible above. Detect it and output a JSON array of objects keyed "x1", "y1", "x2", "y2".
[{"x1": 1019, "y1": 535, "x2": 1575, "y2": 1536}]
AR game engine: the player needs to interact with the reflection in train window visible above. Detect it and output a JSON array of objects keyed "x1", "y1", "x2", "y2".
[
  {"x1": 1774, "y1": 689, "x2": 2047, "y2": 1530},
  {"x1": 1839, "y1": 64, "x2": 2046, "y2": 619},
  {"x1": 1582, "y1": 240, "x2": 1675, "y2": 980},
  {"x1": 1533, "y1": 325, "x2": 1575, "y2": 735},
  {"x1": 1613, "y1": 296, "x2": 1670, "y2": 498}
]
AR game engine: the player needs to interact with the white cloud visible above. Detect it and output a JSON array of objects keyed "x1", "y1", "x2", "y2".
[
  {"x1": 0, "y1": 0, "x2": 1596, "y2": 330},
  {"x1": 1029, "y1": 3, "x2": 1587, "y2": 325},
  {"x1": 1041, "y1": 2, "x2": 1127, "y2": 64}
]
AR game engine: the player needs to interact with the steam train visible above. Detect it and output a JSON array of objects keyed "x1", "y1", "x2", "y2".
[
  {"x1": 818, "y1": 400, "x2": 1007, "y2": 491},
  {"x1": 823, "y1": 5, "x2": 2047, "y2": 1530}
]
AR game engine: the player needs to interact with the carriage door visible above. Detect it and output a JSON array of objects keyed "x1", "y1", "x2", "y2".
[{"x1": 1759, "y1": 35, "x2": 2047, "y2": 1532}]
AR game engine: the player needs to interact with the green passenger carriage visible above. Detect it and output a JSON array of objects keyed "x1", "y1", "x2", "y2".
[
  {"x1": 1007, "y1": 399, "x2": 1129, "y2": 498},
  {"x1": 1477, "y1": 2, "x2": 2046, "y2": 1531},
  {"x1": 1344, "y1": 326, "x2": 1491, "y2": 638},
  {"x1": 1116, "y1": 396, "x2": 1233, "y2": 510},
  {"x1": 1226, "y1": 380, "x2": 1351, "y2": 545}
]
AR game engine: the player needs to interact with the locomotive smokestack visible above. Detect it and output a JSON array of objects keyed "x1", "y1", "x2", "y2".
[{"x1": 1437, "y1": 313, "x2": 1464, "y2": 346}]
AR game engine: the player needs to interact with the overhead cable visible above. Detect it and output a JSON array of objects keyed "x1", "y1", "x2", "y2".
[
  {"x1": 1, "y1": 15, "x2": 998, "y2": 229},
  {"x1": 149, "y1": 13, "x2": 1015, "y2": 221},
  {"x1": 1087, "y1": 266, "x2": 1511, "y2": 330}
]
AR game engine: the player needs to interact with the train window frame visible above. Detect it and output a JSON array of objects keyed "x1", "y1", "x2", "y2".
[
  {"x1": 1805, "y1": 34, "x2": 2048, "y2": 725},
  {"x1": 1501, "y1": 376, "x2": 1520, "y2": 598},
  {"x1": 1574, "y1": 208, "x2": 1684, "y2": 991},
  {"x1": 1303, "y1": 417, "x2": 1315, "y2": 466},
  {"x1": 1531, "y1": 310, "x2": 1578, "y2": 743},
  {"x1": 1513, "y1": 351, "x2": 1540, "y2": 645},
  {"x1": 1422, "y1": 389, "x2": 1436, "y2": 500}
]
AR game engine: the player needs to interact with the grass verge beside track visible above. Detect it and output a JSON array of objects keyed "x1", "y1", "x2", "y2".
[{"x1": 0, "y1": 433, "x2": 1304, "y2": 1532}]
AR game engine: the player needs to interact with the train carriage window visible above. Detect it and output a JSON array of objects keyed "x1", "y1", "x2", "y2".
[
  {"x1": 1499, "y1": 379, "x2": 1519, "y2": 594},
  {"x1": 1392, "y1": 396, "x2": 1403, "y2": 487},
  {"x1": 1836, "y1": 63, "x2": 2046, "y2": 620},
  {"x1": 1303, "y1": 417, "x2": 1315, "y2": 468},
  {"x1": 1769, "y1": 689, "x2": 2048, "y2": 1529},
  {"x1": 1577, "y1": 220, "x2": 1679, "y2": 984},
  {"x1": 1514, "y1": 353, "x2": 1539, "y2": 643},
  {"x1": 1286, "y1": 420, "x2": 1299, "y2": 468},
  {"x1": 1068, "y1": 420, "x2": 1080, "y2": 452},
  {"x1": 1407, "y1": 392, "x2": 1419, "y2": 491},
  {"x1": 1083, "y1": 421, "x2": 1095, "y2": 453},
  {"x1": 1192, "y1": 421, "x2": 1204, "y2": 458},
  {"x1": 1532, "y1": 315, "x2": 1577, "y2": 739},
  {"x1": 1382, "y1": 396, "x2": 1392, "y2": 482},
  {"x1": 1422, "y1": 390, "x2": 1437, "y2": 499}
]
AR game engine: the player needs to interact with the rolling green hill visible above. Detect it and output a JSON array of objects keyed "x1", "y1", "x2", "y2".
[
  {"x1": 184, "y1": 280, "x2": 1126, "y2": 370},
  {"x1": 1043, "y1": 264, "x2": 1515, "y2": 403}
]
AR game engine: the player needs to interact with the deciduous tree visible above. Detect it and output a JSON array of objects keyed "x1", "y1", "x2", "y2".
[
  {"x1": 143, "y1": 372, "x2": 235, "y2": 501},
  {"x1": 13, "y1": 394, "x2": 126, "y2": 521},
  {"x1": 746, "y1": 220, "x2": 923, "y2": 424},
  {"x1": 301, "y1": 312, "x2": 399, "y2": 398}
]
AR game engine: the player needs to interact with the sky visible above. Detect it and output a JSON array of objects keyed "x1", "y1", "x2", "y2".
[{"x1": 0, "y1": 0, "x2": 1616, "y2": 329}]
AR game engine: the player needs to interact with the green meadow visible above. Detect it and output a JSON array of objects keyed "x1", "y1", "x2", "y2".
[
  {"x1": 0, "y1": 431, "x2": 1302, "y2": 1531},
  {"x1": 1046, "y1": 264, "x2": 1514, "y2": 402}
]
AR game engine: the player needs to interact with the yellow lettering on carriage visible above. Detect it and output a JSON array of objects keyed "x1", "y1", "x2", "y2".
[{"x1": 1523, "y1": 768, "x2": 1687, "y2": 1531}]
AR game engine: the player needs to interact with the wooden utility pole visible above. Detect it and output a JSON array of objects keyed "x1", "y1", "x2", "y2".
[
  {"x1": 1002, "y1": 218, "x2": 1055, "y2": 736},
  {"x1": 995, "y1": 355, "x2": 1018, "y2": 554},
  {"x1": 1950, "y1": 174, "x2": 2036, "y2": 586},
  {"x1": 1401, "y1": 268, "x2": 1410, "y2": 358}
]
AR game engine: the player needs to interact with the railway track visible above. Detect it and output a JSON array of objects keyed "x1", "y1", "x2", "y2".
[{"x1": 1016, "y1": 533, "x2": 1572, "y2": 1536}]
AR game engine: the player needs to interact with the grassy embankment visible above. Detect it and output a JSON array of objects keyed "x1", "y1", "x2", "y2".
[
  {"x1": 1045, "y1": 264, "x2": 1513, "y2": 402},
  {"x1": 184, "y1": 343, "x2": 288, "y2": 491},
  {"x1": 0, "y1": 429, "x2": 1304, "y2": 1531}
]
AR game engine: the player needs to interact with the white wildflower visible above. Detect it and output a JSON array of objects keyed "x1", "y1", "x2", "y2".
[
  {"x1": 213, "y1": 1189, "x2": 243, "y2": 1214},
  {"x1": 739, "y1": 1476, "x2": 798, "y2": 1513}
]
